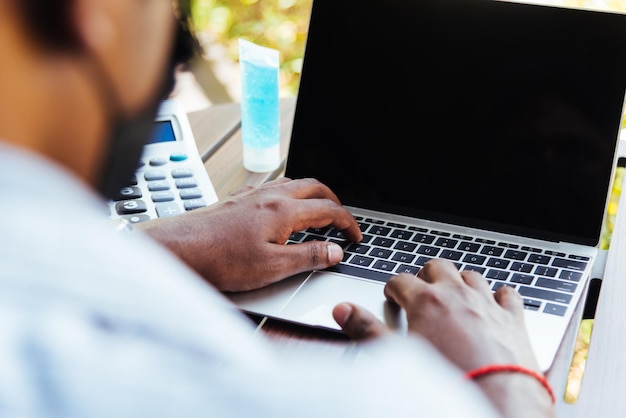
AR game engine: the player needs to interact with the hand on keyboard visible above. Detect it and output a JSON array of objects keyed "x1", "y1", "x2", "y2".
[{"x1": 332, "y1": 258, "x2": 553, "y2": 418}]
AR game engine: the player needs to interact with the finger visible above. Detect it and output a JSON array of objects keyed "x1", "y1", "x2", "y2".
[
  {"x1": 277, "y1": 241, "x2": 345, "y2": 273},
  {"x1": 459, "y1": 269, "x2": 491, "y2": 292},
  {"x1": 383, "y1": 273, "x2": 426, "y2": 309},
  {"x1": 418, "y1": 258, "x2": 463, "y2": 284},
  {"x1": 269, "y1": 177, "x2": 344, "y2": 205},
  {"x1": 332, "y1": 302, "x2": 391, "y2": 341},
  {"x1": 494, "y1": 285, "x2": 525, "y2": 316},
  {"x1": 285, "y1": 198, "x2": 362, "y2": 243}
]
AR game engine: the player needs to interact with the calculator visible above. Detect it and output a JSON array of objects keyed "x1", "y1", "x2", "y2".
[{"x1": 108, "y1": 99, "x2": 218, "y2": 224}]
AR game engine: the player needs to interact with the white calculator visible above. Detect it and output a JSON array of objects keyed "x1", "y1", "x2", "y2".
[{"x1": 108, "y1": 99, "x2": 218, "y2": 223}]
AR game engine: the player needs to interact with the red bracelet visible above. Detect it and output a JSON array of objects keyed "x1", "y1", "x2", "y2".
[{"x1": 465, "y1": 364, "x2": 556, "y2": 404}]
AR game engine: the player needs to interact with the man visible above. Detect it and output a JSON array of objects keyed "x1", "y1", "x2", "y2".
[{"x1": 0, "y1": 1, "x2": 554, "y2": 417}]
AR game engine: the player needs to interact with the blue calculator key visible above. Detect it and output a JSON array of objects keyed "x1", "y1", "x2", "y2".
[{"x1": 170, "y1": 153, "x2": 188, "y2": 162}]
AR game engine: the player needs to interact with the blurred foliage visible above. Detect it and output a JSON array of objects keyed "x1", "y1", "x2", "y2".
[{"x1": 190, "y1": 0, "x2": 313, "y2": 97}]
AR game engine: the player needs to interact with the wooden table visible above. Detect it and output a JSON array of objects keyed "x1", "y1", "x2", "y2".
[{"x1": 187, "y1": 98, "x2": 626, "y2": 416}]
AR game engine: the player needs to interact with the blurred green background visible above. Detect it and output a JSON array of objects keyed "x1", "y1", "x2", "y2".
[{"x1": 190, "y1": 0, "x2": 313, "y2": 98}]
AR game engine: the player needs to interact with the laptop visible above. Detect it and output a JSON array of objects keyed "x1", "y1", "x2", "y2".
[{"x1": 227, "y1": 0, "x2": 626, "y2": 372}]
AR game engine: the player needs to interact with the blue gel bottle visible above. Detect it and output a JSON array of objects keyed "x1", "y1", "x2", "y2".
[{"x1": 239, "y1": 39, "x2": 280, "y2": 172}]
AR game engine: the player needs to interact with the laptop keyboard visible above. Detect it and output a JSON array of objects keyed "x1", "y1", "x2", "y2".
[{"x1": 286, "y1": 215, "x2": 589, "y2": 317}]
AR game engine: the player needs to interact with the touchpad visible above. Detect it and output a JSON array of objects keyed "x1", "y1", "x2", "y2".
[{"x1": 280, "y1": 271, "x2": 407, "y2": 332}]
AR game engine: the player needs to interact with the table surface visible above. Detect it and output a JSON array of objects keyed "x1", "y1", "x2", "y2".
[{"x1": 187, "y1": 97, "x2": 626, "y2": 417}]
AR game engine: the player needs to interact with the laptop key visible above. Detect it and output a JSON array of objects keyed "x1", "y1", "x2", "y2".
[
  {"x1": 536, "y1": 278, "x2": 577, "y2": 293},
  {"x1": 440, "y1": 249, "x2": 462, "y2": 261},
  {"x1": 394, "y1": 241, "x2": 417, "y2": 252},
  {"x1": 544, "y1": 303, "x2": 567, "y2": 316},
  {"x1": 416, "y1": 245, "x2": 440, "y2": 256},
  {"x1": 373, "y1": 260, "x2": 397, "y2": 272},
  {"x1": 415, "y1": 256, "x2": 433, "y2": 266},
  {"x1": 552, "y1": 257, "x2": 588, "y2": 271},
  {"x1": 369, "y1": 248, "x2": 393, "y2": 259},
  {"x1": 349, "y1": 255, "x2": 374, "y2": 267},
  {"x1": 504, "y1": 249, "x2": 528, "y2": 260},
  {"x1": 372, "y1": 237, "x2": 395, "y2": 248},
  {"x1": 435, "y1": 237, "x2": 458, "y2": 248},
  {"x1": 345, "y1": 243, "x2": 371, "y2": 254},
  {"x1": 528, "y1": 254, "x2": 551, "y2": 265},
  {"x1": 458, "y1": 241, "x2": 480, "y2": 252},
  {"x1": 493, "y1": 282, "x2": 517, "y2": 291},
  {"x1": 510, "y1": 273, "x2": 534, "y2": 285},
  {"x1": 327, "y1": 263, "x2": 393, "y2": 283},
  {"x1": 481, "y1": 245, "x2": 504, "y2": 256},
  {"x1": 510, "y1": 262, "x2": 533, "y2": 273},
  {"x1": 413, "y1": 233, "x2": 435, "y2": 244},
  {"x1": 486, "y1": 269, "x2": 510, "y2": 281},
  {"x1": 518, "y1": 286, "x2": 572, "y2": 305},
  {"x1": 523, "y1": 298, "x2": 542, "y2": 311},
  {"x1": 368, "y1": 225, "x2": 392, "y2": 236},
  {"x1": 392, "y1": 252, "x2": 416, "y2": 263},
  {"x1": 486, "y1": 258, "x2": 510, "y2": 269},
  {"x1": 396, "y1": 264, "x2": 420, "y2": 275},
  {"x1": 390, "y1": 229, "x2": 414, "y2": 240},
  {"x1": 462, "y1": 254, "x2": 486, "y2": 265},
  {"x1": 463, "y1": 265, "x2": 486, "y2": 274},
  {"x1": 534, "y1": 266, "x2": 557, "y2": 277},
  {"x1": 559, "y1": 270, "x2": 583, "y2": 282}
]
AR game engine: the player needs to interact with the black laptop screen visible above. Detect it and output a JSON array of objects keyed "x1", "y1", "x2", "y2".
[{"x1": 285, "y1": 0, "x2": 626, "y2": 246}]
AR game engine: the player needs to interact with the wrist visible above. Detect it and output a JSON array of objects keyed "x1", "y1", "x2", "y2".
[{"x1": 465, "y1": 364, "x2": 555, "y2": 418}]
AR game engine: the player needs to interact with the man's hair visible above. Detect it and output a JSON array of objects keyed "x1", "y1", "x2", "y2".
[{"x1": 16, "y1": 0, "x2": 80, "y2": 50}]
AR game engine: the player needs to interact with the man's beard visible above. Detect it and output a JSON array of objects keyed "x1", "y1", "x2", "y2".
[{"x1": 95, "y1": 17, "x2": 197, "y2": 200}]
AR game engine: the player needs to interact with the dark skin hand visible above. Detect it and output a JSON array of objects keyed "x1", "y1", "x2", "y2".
[
  {"x1": 332, "y1": 259, "x2": 555, "y2": 418},
  {"x1": 137, "y1": 177, "x2": 362, "y2": 292}
]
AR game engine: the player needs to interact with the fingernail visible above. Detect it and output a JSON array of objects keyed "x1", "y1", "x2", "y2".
[
  {"x1": 334, "y1": 303, "x2": 353, "y2": 327},
  {"x1": 327, "y1": 243, "x2": 343, "y2": 264}
]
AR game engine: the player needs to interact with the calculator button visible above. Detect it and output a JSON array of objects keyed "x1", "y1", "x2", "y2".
[
  {"x1": 116, "y1": 199, "x2": 147, "y2": 215},
  {"x1": 113, "y1": 186, "x2": 142, "y2": 201},
  {"x1": 170, "y1": 153, "x2": 188, "y2": 162},
  {"x1": 147, "y1": 180, "x2": 171, "y2": 191},
  {"x1": 156, "y1": 202, "x2": 181, "y2": 218},
  {"x1": 123, "y1": 214, "x2": 151, "y2": 224},
  {"x1": 151, "y1": 191, "x2": 175, "y2": 202},
  {"x1": 144, "y1": 170, "x2": 167, "y2": 181},
  {"x1": 179, "y1": 188, "x2": 203, "y2": 200},
  {"x1": 149, "y1": 157, "x2": 168, "y2": 166},
  {"x1": 175, "y1": 177, "x2": 197, "y2": 188},
  {"x1": 171, "y1": 168, "x2": 194, "y2": 178},
  {"x1": 183, "y1": 199, "x2": 207, "y2": 211}
]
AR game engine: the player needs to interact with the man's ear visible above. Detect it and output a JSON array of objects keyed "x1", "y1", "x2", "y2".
[{"x1": 70, "y1": 0, "x2": 116, "y2": 55}]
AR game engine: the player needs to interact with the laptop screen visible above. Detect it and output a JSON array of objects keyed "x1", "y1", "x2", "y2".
[{"x1": 286, "y1": 0, "x2": 626, "y2": 246}]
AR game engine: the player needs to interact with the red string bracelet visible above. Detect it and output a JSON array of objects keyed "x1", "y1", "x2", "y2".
[{"x1": 465, "y1": 364, "x2": 556, "y2": 404}]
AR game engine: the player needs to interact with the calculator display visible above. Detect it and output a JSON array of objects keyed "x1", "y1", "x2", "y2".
[{"x1": 148, "y1": 120, "x2": 177, "y2": 144}]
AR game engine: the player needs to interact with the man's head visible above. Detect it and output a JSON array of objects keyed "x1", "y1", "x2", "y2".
[{"x1": 0, "y1": 0, "x2": 197, "y2": 198}]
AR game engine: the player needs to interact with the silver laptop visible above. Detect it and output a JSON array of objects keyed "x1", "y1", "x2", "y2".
[{"x1": 227, "y1": 0, "x2": 626, "y2": 372}]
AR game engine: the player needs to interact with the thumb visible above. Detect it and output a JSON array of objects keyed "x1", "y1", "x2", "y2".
[
  {"x1": 332, "y1": 303, "x2": 391, "y2": 341},
  {"x1": 283, "y1": 241, "x2": 345, "y2": 272}
]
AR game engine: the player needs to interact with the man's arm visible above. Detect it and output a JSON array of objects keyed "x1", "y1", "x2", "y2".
[{"x1": 135, "y1": 177, "x2": 362, "y2": 292}]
